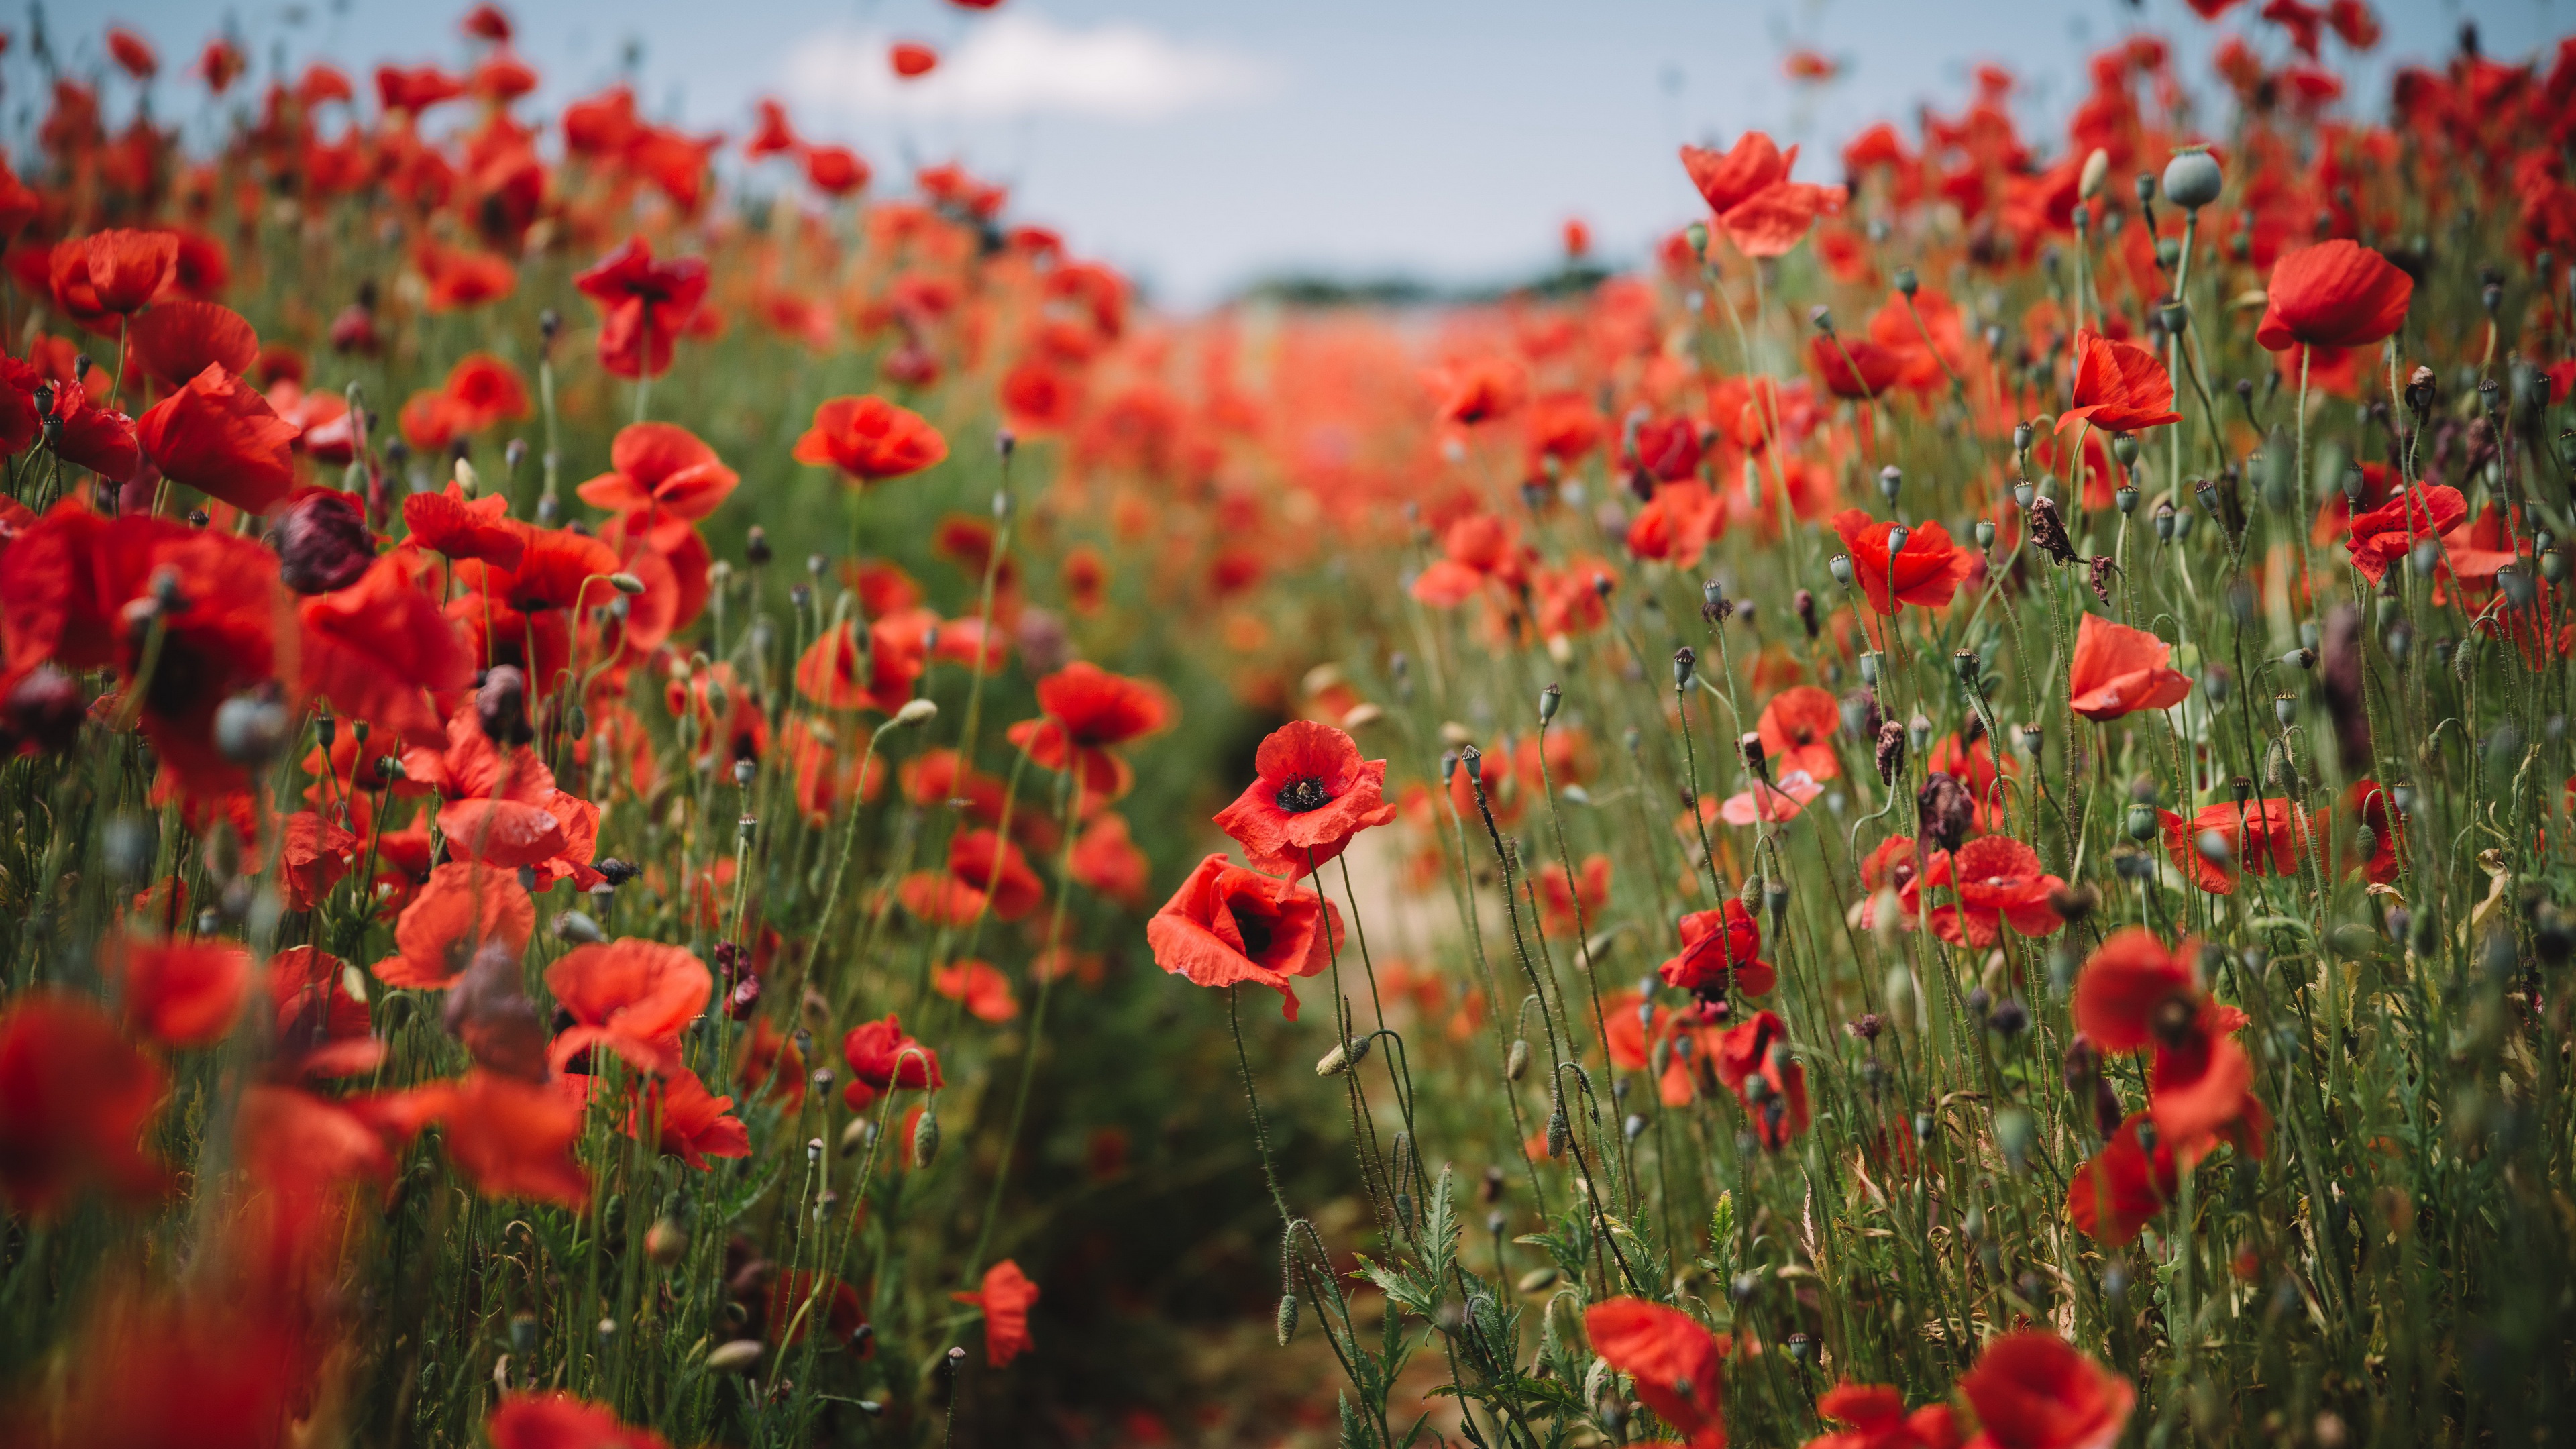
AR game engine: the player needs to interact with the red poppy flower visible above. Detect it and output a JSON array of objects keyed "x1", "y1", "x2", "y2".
[
  {"x1": 488, "y1": 1393, "x2": 669, "y2": 1449},
  {"x1": 574, "y1": 237, "x2": 710, "y2": 380},
  {"x1": 2072, "y1": 928, "x2": 2268, "y2": 1158},
  {"x1": 1411, "y1": 513, "x2": 1529, "y2": 606},
  {"x1": 376, "y1": 861, "x2": 537, "y2": 989},
  {"x1": 2059, "y1": 329, "x2": 2180, "y2": 433},
  {"x1": 1006, "y1": 661, "x2": 1175, "y2": 802},
  {"x1": 1582, "y1": 1297, "x2": 1729, "y2": 1449},
  {"x1": 136, "y1": 363, "x2": 300, "y2": 515},
  {"x1": 2326, "y1": 777, "x2": 2402, "y2": 883},
  {"x1": 1756, "y1": 686, "x2": 1842, "y2": 780},
  {"x1": 544, "y1": 938, "x2": 711, "y2": 1076},
  {"x1": 1070, "y1": 810, "x2": 1152, "y2": 908},
  {"x1": 805, "y1": 144, "x2": 872, "y2": 197},
  {"x1": 1715, "y1": 1008, "x2": 1809, "y2": 1149},
  {"x1": 1660, "y1": 900, "x2": 1778, "y2": 998},
  {"x1": 405, "y1": 480, "x2": 525, "y2": 568},
  {"x1": 1432, "y1": 356, "x2": 1527, "y2": 427},
  {"x1": 1538, "y1": 852, "x2": 1611, "y2": 938},
  {"x1": 1806, "y1": 1383, "x2": 1960, "y2": 1449},
  {"x1": 2159, "y1": 798, "x2": 2308, "y2": 893},
  {"x1": 1831, "y1": 509, "x2": 1972, "y2": 616},
  {"x1": 0, "y1": 991, "x2": 171, "y2": 1217},
  {"x1": 761, "y1": 1270, "x2": 871, "y2": 1349},
  {"x1": 1919, "y1": 836, "x2": 2065, "y2": 947},
  {"x1": 891, "y1": 41, "x2": 941, "y2": 78},
  {"x1": 300, "y1": 552, "x2": 474, "y2": 747},
  {"x1": 2067, "y1": 612, "x2": 2191, "y2": 720},
  {"x1": 794, "y1": 614, "x2": 925, "y2": 714},
  {"x1": 1146, "y1": 853, "x2": 1342, "y2": 1020},
  {"x1": 899, "y1": 828, "x2": 1045, "y2": 924},
  {"x1": 102, "y1": 936, "x2": 253, "y2": 1049},
  {"x1": 266, "y1": 945, "x2": 382, "y2": 1078},
  {"x1": 417, "y1": 241, "x2": 518, "y2": 313},
  {"x1": 590, "y1": 1065, "x2": 749, "y2": 1169},
  {"x1": 61, "y1": 229, "x2": 180, "y2": 317},
  {"x1": 410, "y1": 1070, "x2": 590, "y2": 1208},
  {"x1": 33, "y1": 379, "x2": 142, "y2": 482},
  {"x1": 793, "y1": 395, "x2": 949, "y2": 483},
  {"x1": 400, "y1": 352, "x2": 531, "y2": 449},
  {"x1": 841, "y1": 1014, "x2": 942, "y2": 1112},
  {"x1": 107, "y1": 26, "x2": 160, "y2": 79},
  {"x1": 934, "y1": 959, "x2": 1020, "y2": 1022},
  {"x1": 2065, "y1": 1112, "x2": 2180, "y2": 1247},
  {"x1": 1212, "y1": 720, "x2": 1397, "y2": 879},
  {"x1": 127, "y1": 299, "x2": 258, "y2": 390},
  {"x1": 2345, "y1": 482, "x2": 2465, "y2": 584},
  {"x1": 1632, "y1": 415, "x2": 1705, "y2": 481},
  {"x1": 2256, "y1": 239, "x2": 2413, "y2": 352},
  {"x1": 376, "y1": 63, "x2": 468, "y2": 114},
  {"x1": 1680, "y1": 131, "x2": 1846, "y2": 259},
  {"x1": 1809, "y1": 335, "x2": 1907, "y2": 398},
  {"x1": 575, "y1": 422, "x2": 739, "y2": 522},
  {"x1": 1955, "y1": 1331, "x2": 2135, "y2": 1449},
  {"x1": 952, "y1": 1260, "x2": 1040, "y2": 1368}
]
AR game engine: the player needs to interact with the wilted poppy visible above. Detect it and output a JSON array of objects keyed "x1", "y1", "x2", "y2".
[
  {"x1": 1831, "y1": 510, "x2": 1972, "y2": 616},
  {"x1": 2059, "y1": 329, "x2": 2180, "y2": 434},
  {"x1": 793, "y1": 395, "x2": 949, "y2": 483},
  {"x1": 1659, "y1": 900, "x2": 1778, "y2": 998},
  {"x1": 2067, "y1": 612, "x2": 2191, "y2": 720},
  {"x1": 1006, "y1": 661, "x2": 1175, "y2": 802},
  {"x1": 952, "y1": 1260, "x2": 1039, "y2": 1367},
  {"x1": 2256, "y1": 239, "x2": 2412, "y2": 353},
  {"x1": 1146, "y1": 853, "x2": 1342, "y2": 1020},
  {"x1": 0, "y1": 991, "x2": 170, "y2": 1217},
  {"x1": 1715, "y1": 1008, "x2": 1809, "y2": 1148},
  {"x1": 1212, "y1": 720, "x2": 1397, "y2": 879},
  {"x1": 1582, "y1": 1297, "x2": 1729, "y2": 1448},
  {"x1": 1955, "y1": 1331, "x2": 2135, "y2": 1449}
]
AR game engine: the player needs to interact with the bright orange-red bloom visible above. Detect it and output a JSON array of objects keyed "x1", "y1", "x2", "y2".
[
  {"x1": 1757, "y1": 685, "x2": 1842, "y2": 780},
  {"x1": 410, "y1": 1069, "x2": 592, "y2": 1209},
  {"x1": 301, "y1": 553, "x2": 476, "y2": 748},
  {"x1": 1538, "y1": 853, "x2": 1610, "y2": 938},
  {"x1": 575, "y1": 422, "x2": 739, "y2": 521},
  {"x1": 574, "y1": 237, "x2": 710, "y2": 380},
  {"x1": 1146, "y1": 853, "x2": 1342, "y2": 1020},
  {"x1": 489, "y1": 1393, "x2": 669, "y2": 1449},
  {"x1": 1680, "y1": 131, "x2": 1845, "y2": 258},
  {"x1": 1715, "y1": 1008, "x2": 1809, "y2": 1148},
  {"x1": 841, "y1": 1014, "x2": 942, "y2": 1112},
  {"x1": 1919, "y1": 836, "x2": 2065, "y2": 947},
  {"x1": 1955, "y1": 1331, "x2": 2135, "y2": 1449},
  {"x1": 136, "y1": 364, "x2": 299, "y2": 515},
  {"x1": 107, "y1": 27, "x2": 160, "y2": 78},
  {"x1": 1070, "y1": 811, "x2": 1152, "y2": 908},
  {"x1": 793, "y1": 395, "x2": 948, "y2": 482},
  {"x1": 106, "y1": 936, "x2": 253, "y2": 1049},
  {"x1": 1583, "y1": 1297, "x2": 1729, "y2": 1448},
  {"x1": 59, "y1": 229, "x2": 179, "y2": 317},
  {"x1": 2256, "y1": 239, "x2": 2413, "y2": 352},
  {"x1": 1831, "y1": 510, "x2": 1972, "y2": 616},
  {"x1": 934, "y1": 959, "x2": 1020, "y2": 1022},
  {"x1": 545, "y1": 939, "x2": 712, "y2": 1076},
  {"x1": 900, "y1": 828, "x2": 1044, "y2": 924},
  {"x1": 2345, "y1": 482, "x2": 2464, "y2": 585},
  {"x1": 2159, "y1": 798, "x2": 2308, "y2": 894},
  {"x1": 1660, "y1": 900, "x2": 1777, "y2": 998},
  {"x1": 2059, "y1": 329, "x2": 2180, "y2": 433},
  {"x1": 891, "y1": 41, "x2": 940, "y2": 78},
  {"x1": 376, "y1": 861, "x2": 537, "y2": 989},
  {"x1": 2072, "y1": 928, "x2": 2269, "y2": 1159},
  {"x1": 1804, "y1": 1383, "x2": 1960, "y2": 1449},
  {"x1": 399, "y1": 352, "x2": 531, "y2": 450},
  {"x1": 577, "y1": 1065, "x2": 750, "y2": 1170},
  {"x1": 2067, "y1": 612, "x2": 2191, "y2": 720},
  {"x1": 1212, "y1": 720, "x2": 1396, "y2": 879},
  {"x1": 1006, "y1": 661, "x2": 1175, "y2": 802},
  {"x1": 1810, "y1": 335, "x2": 1907, "y2": 398},
  {"x1": 405, "y1": 480, "x2": 525, "y2": 566},
  {"x1": 0, "y1": 991, "x2": 170, "y2": 1217},
  {"x1": 1410, "y1": 513, "x2": 1528, "y2": 607},
  {"x1": 953, "y1": 1260, "x2": 1039, "y2": 1367},
  {"x1": 2065, "y1": 1112, "x2": 2180, "y2": 1247}
]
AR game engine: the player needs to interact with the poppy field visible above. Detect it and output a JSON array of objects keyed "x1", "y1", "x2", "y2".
[{"x1": 3, "y1": 2, "x2": 2575, "y2": 1446}]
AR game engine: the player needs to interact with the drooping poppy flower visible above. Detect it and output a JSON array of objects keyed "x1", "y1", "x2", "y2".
[
  {"x1": 2067, "y1": 612, "x2": 2191, "y2": 720},
  {"x1": 841, "y1": 1014, "x2": 942, "y2": 1112},
  {"x1": 934, "y1": 959, "x2": 1021, "y2": 1022},
  {"x1": 135, "y1": 363, "x2": 300, "y2": 515},
  {"x1": 1146, "y1": 853, "x2": 1342, "y2": 1020},
  {"x1": 1803, "y1": 1382, "x2": 1960, "y2": 1449},
  {"x1": 574, "y1": 421, "x2": 739, "y2": 522},
  {"x1": 0, "y1": 991, "x2": 170, "y2": 1217},
  {"x1": 793, "y1": 395, "x2": 949, "y2": 483},
  {"x1": 107, "y1": 936, "x2": 252, "y2": 1050},
  {"x1": 1006, "y1": 661, "x2": 1175, "y2": 802},
  {"x1": 1660, "y1": 900, "x2": 1778, "y2": 998},
  {"x1": 2256, "y1": 239, "x2": 2413, "y2": 353},
  {"x1": 2345, "y1": 482, "x2": 2465, "y2": 584},
  {"x1": 1919, "y1": 835, "x2": 2065, "y2": 947},
  {"x1": 126, "y1": 299, "x2": 258, "y2": 390},
  {"x1": 2059, "y1": 329, "x2": 2180, "y2": 434},
  {"x1": 1955, "y1": 1331, "x2": 2135, "y2": 1449},
  {"x1": 2065, "y1": 1112, "x2": 2180, "y2": 1247},
  {"x1": 2072, "y1": 928, "x2": 2268, "y2": 1158},
  {"x1": 376, "y1": 861, "x2": 537, "y2": 989},
  {"x1": 544, "y1": 939, "x2": 711, "y2": 1076},
  {"x1": 1831, "y1": 510, "x2": 1972, "y2": 616},
  {"x1": 488, "y1": 1393, "x2": 672, "y2": 1449},
  {"x1": 1582, "y1": 1297, "x2": 1729, "y2": 1449},
  {"x1": 31, "y1": 379, "x2": 142, "y2": 482},
  {"x1": 1757, "y1": 686, "x2": 1842, "y2": 780},
  {"x1": 952, "y1": 1260, "x2": 1040, "y2": 1367},
  {"x1": 1715, "y1": 1008, "x2": 1809, "y2": 1148},
  {"x1": 573, "y1": 237, "x2": 710, "y2": 380},
  {"x1": 107, "y1": 26, "x2": 161, "y2": 79},
  {"x1": 1212, "y1": 720, "x2": 1397, "y2": 879},
  {"x1": 596, "y1": 1065, "x2": 751, "y2": 1169}
]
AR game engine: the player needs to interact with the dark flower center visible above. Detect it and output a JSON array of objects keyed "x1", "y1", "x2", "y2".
[
  {"x1": 1234, "y1": 907, "x2": 1277, "y2": 961},
  {"x1": 2151, "y1": 994, "x2": 2198, "y2": 1048},
  {"x1": 1275, "y1": 775, "x2": 1333, "y2": 813}
]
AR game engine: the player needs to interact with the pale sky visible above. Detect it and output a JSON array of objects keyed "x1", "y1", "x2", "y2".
[{"x1": 38, "y1": 0, "x2": 2566, "y2": 305}]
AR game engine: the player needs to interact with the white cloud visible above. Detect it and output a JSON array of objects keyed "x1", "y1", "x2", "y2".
[{"x1": 783, "y1": 13, "x2": 1281, "y2": 124}]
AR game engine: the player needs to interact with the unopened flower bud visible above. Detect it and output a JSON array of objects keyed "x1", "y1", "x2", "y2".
[{"x1": 273, "y1": 490, "x2": 376, "y2": 594}]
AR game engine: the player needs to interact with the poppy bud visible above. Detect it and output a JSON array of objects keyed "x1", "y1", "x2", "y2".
[
  {"x1": 2, "y1": 665, "x2": 85, "y2": 756},
  {"x1": 706, "y1": 1340, "x2": 763, "y2": 1373},
  {"x1": 553, "y1": 910, "x2": 605, "y2": 945},
  {"x1": 1506, "y1": 1038, "x2": 1530, "y2": 1081},
  {"x1": 609, "y1": 572, "x2": 647, "y2": 596},
  {"x1": 1738, "y1": 731, "x2": 1767, "y2": 777},
  {"x1": 911, "y1": 1104, "x2": 941, "y2": 1168},
  {"x1": 272, "y1": 490, "x2": 376, "y2": 594},
  {"x1": 2078, "y1": 146, "x2": 2109, "y2": 199},
  {"x1": 1890, "y1": 263, "x2": 1919, "y2": 298},
  {"x1": 1316, "y1": 1036, "x2": 1371, "y2": 1077},
  {"x1": 1460, "y1": 745, "x2": 1484, "y2": 783},
  {"x1": 1974, "y1": 517, "x2": 1996, "y2": 550},
  {"x1": 2163, "y1": 148, "x2": 2222, "y2": 210},
  {"x1": 892, "y1": 698, "x2": 939, "y2": 727},
  {"x1": 215, "y1": 690, "x2": 292, "y2": 766},
  {"x1": 1276, "y1": 1293, "x2": 1299, "y2": 1346},
  {"x1": 1808, "y1": 305, "x2": 1835, "y2": 336},
  {"x1": 1545, "y1": 1097, "x2": 1570, "y2": 1158},
  {"x1": 646, "y1": 1217, "x2": 688, "y2": 1266}
]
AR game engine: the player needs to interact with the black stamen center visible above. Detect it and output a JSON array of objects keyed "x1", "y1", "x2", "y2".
[
  {"x1": 1234, "y1": 909, "x2": 1276, "y2": 961},
  {"x1": 1275, "y1": 775, "x2": 1332, "y2": 813}
]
